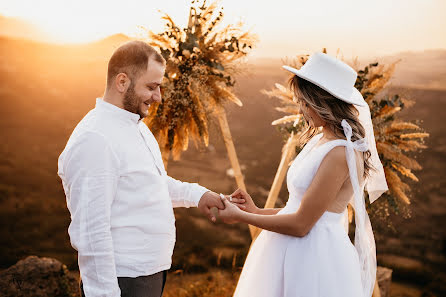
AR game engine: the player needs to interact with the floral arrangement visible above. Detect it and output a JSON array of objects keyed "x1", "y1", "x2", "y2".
[{"x1": 143, "y1": 0, "x2": 256, "y2": 161}]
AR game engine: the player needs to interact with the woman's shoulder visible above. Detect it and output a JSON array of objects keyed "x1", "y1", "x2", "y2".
[
  {"x1": 324, "y1": 145, "x2": 348, "y2": 166},
  {"x1": 323, "y1": 144, "x2": 365, "y2": 185}
]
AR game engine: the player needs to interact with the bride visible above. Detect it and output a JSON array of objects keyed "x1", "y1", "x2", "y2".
[{"x1": 218, "y1": 52, "x2": 388, "y2": 297}]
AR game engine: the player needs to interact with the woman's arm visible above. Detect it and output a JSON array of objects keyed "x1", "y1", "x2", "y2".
[
  {"x1": 256, "y1": 208, "x2": 282, "y2": 215},
  {"x1": 219, "y1": 146, "x2": 349, "y2": 237}
]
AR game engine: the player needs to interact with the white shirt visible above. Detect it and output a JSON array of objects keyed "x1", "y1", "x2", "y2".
[{"x1": 57, "y1": 98, "x2": 209, "y2": 297}]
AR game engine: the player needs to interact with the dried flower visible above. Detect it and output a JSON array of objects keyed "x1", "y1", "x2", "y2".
[{"x1": 141, "y1": 0, "x2": 256, "y2": 162}]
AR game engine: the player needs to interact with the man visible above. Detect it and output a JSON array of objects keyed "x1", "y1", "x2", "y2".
[{"x1": 57, "y1": 41, "x2": 225, "y2": 297}]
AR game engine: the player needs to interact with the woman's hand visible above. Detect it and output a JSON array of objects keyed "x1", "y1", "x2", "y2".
[
  {"x1": 218, "y1": 196, "x2": 244, "y2": 224},
  {"x1": 230, "y1": 188, "x2": 260, "y2": 214}
]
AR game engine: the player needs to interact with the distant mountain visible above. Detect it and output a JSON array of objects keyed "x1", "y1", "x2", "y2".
[
  {"x1": 0, "y1": 14, "x2": 131, "y2": 52},
  {"x1": 247, "y1": 49, "x2": 446, "y2": 91},
  {"x1": 378, "y1": 49, "x2": 446, "y2": 90},
  {"x1": 83, "y1": 33, "x2": 132, "y2": 55},
  {"x1": 93, "y1": 33, "x2": 131, "y2": 46},
  {"x1": 0, "y1": 15, "x2": 50, "y2": 42}
]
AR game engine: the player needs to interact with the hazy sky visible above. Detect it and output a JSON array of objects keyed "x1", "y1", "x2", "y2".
[{"x1": 0, "y1": 0, "x2": 445, "y2": 59}]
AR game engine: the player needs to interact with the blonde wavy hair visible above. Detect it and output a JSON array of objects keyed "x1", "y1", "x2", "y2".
[{"x1": 289, "y1": 75, "x2": 374, "y2": 178}]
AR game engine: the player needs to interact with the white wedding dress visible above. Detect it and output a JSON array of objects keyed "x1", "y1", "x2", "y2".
[{"x1": 233, "y1": 120, "x2": 375, "y2": 297}]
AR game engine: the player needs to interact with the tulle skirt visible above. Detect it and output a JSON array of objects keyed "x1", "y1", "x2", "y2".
[{"x1": 233, "y1": 209, "x2": 364, "y2": 297}]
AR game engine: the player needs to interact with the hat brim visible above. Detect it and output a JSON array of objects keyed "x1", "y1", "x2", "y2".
[{"x1": 282, "y1": 65, "x2": 367, "y2": 107}]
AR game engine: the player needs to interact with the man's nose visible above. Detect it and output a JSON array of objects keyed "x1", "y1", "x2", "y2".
[{"x1": 153, "y1": 88, "x2": 162, "y2": 103}]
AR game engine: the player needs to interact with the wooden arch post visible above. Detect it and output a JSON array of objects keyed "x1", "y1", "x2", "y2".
[
  {"x1": 215, "y1": 105, "x2": 256, "y2": 238},
  {"x1": 250, "y1": 132, "x2": 300, "y2": 239}
]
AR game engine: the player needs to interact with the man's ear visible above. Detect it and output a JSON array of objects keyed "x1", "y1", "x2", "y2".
[{"x1": 115, "y1": 73, "x2": 130, "y2": 93}]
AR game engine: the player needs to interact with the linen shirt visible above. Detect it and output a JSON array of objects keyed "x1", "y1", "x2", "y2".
[{"x1": 57, "y1": 98, "x2": 209, "y2": 297}]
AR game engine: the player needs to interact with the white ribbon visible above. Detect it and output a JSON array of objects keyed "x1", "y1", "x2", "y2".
[
  {"x1": 355, "y1": 104, "x2": 389, "y2": 203},
  {"x1": 341, "y1": 119, "x2": 377, "y2": 297}
]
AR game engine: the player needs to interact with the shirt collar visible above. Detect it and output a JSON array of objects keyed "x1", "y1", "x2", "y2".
[{"x1": 95, "y1": 98, "x2": 140, "y2": 124}]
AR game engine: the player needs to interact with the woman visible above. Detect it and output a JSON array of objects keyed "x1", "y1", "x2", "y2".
[{"x1": 218, "y1": 52, "x2": 388, "y2": 297}]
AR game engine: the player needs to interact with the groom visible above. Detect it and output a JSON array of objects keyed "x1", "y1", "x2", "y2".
[{"x1": 57, "y1": 41, "x2": 225, "y2": 297}]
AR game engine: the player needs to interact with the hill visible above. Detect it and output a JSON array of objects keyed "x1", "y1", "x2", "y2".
[
  {"x1": 0, "y1": 36, "x2": 444, "y2": 292},
  {"x1": 249, "y1": 49, "x2": 446, "y2": 91},
  {"x1": 0, "y1": 15, "x2": 50, "y2": 42}
]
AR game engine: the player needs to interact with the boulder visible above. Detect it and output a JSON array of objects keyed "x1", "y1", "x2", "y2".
[
  {"x1": 0, "y1": 255, "x2": 79, "y2": 297},
  {"x1": 377, "y1": 266, "x2": 393, "y2": 297}
]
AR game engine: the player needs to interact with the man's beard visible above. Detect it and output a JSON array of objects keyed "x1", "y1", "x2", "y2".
[{"x1": 123, "y1": 82, "x2": 146, "y2": 119}]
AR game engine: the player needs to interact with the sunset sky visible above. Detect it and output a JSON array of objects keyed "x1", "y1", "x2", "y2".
[{"x1": 0, "y1": 0, "x2": 445, "y2": 59}]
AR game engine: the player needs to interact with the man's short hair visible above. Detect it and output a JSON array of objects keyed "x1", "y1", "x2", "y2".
[{"x1": 106, "y1": 41, "x2": 166, "y2": 88}]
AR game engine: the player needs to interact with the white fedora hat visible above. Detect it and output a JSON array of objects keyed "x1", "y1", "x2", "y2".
[{"x1": 282, "y1": 52, "x2": 367, "y2": 107}]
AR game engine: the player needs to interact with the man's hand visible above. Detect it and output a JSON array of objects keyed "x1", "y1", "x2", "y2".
[
  {"x1": 218, "y1": 196, "x2": 243, "y2": 224},
  {"x1": 198, "y1": 191, "x2": 225, "y2": 223}
]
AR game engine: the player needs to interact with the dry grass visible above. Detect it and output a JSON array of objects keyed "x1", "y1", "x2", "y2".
[
  {"x1": 163, "y1": 269, "x2": 239, "y2": 297},
  {"x1": 65, "y1": 268, "x2": 436, "y2": 297},
  {"x1": 163, "y1": 270, "x2": 430, "y2": 297}
]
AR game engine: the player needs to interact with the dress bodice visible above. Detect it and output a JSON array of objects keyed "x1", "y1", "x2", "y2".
[
  {"x1": 286, "y1": 133, "x2": 324, "y2": 202},
  {"x1": 285, "y1": 133, "x2": 365, "y2": 211}
]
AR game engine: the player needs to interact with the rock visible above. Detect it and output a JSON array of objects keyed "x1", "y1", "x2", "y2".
[
  {"x1": 378, "y1": 254, "x2": 433, "y2": 284},
  {"x1": 0, "y1": 255, "x2": 79, "y2": 297},
  {"x1": 377, "y1": 266, "x2": 393, "y2": 297}
]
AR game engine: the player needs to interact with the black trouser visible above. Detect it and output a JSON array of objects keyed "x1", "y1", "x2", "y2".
[{"x1": 80, "y1": 270, "x2": 167, "y2": 297}]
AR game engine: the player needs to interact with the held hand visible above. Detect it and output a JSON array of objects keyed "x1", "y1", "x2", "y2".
[
  {"x1": 230, "y1": 188, "x2": 260, "y2": 214},
  {"x1": 218, "y1": 196, "x2": 243, "y2": 224},
  {"x1": 198, "y1": 191, "x2": 225, "y2": 223}
]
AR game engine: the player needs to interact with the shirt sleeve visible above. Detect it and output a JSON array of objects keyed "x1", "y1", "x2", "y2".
[
  {"x1": 60, "y1": 131, "x2": 121, "y2": 297},
  {"x1": 166, "y1": 176, "x2": 209, "y2": 208}
]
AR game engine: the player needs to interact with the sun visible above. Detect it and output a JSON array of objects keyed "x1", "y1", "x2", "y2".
[{"x1": 0, "y1": 0, "x2": 171, "y2": 44}]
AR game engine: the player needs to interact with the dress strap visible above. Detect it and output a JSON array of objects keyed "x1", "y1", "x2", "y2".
[
  {"x1": 296, "y1": 133, "x2": 323, "y2": 162},
  {"x1": 341, "y1": 119, "x2": 369, "y2": 153},
  {"x1": 304, "y1": 133, "x2": 323, "y2": 152},
  {"x1": 341, "y1": 119, "x2": 376, "y2": 297}
]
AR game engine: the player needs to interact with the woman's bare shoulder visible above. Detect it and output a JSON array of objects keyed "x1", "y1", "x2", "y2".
[{"x1": 317, "y1": 146, "x2": 349, "y2": 181}]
